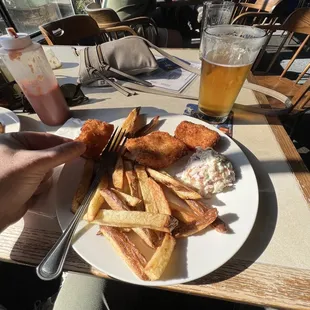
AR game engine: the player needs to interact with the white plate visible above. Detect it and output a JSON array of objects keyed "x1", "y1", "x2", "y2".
[
  {"x1": 56, "y1": 114, "x2": 258, "y2": 286},
  {"x1": 0, "y1": 107, "x2": 20, "y2": 133}
]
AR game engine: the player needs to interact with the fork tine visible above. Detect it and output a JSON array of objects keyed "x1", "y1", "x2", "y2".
[
  {"x1": 119, "y1": 137, "x2": 128, "y2": 155},
  {"x1": 110, "y1": 129, "x2": 126, "y2": 152},
  {"x1": 106, "y1": 126, "x2": 119, "y2": 149},
  {"x1": 100, "y1": 126, "x2": 119, "y2": 158}
]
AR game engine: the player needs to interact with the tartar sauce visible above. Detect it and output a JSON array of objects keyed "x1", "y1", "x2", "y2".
[{"x1": 178, "y1": 148, "x2": 235, "y2": 197}]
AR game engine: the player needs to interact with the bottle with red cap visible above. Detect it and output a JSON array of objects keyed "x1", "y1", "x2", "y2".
[{"x1": 0, "y1": 28, "x2": 70, "y2": 126}]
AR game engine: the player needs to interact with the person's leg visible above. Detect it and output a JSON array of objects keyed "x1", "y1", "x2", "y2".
[
  {"x1": 52, "y1": 273, "x2": 270, "y2": 310},
  {"x1": 53, "y1": 272, "x2": 106, "y2": 310}
]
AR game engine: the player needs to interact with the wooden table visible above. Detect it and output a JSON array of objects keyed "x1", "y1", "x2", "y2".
[{"x1": 1, "y1": 46, "x2": 310, "y2": 310}]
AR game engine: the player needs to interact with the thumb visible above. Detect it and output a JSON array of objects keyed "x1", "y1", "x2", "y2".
[{"x1": 31, "y1": 141, "x2": 86, "y2": 172}]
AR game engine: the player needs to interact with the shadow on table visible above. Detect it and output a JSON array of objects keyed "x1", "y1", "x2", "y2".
[
  {"x1": 188, "y1": 142, "x2": 278, "y2": 285},
  {"x1": 71, "y1": 106, "x2": 170, "y2": 123},
  {"x1": 18, "y1": 115, "x2": 46, "y2": 132}
]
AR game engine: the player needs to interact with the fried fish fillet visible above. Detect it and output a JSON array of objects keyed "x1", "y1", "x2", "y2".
[
  {"x1": 126, "y1": 131, "x2": 188, "y2": 169},
  {"x1": 175, "y1": 121, "x2": 220, "y2": 150},
  {"x1": 75, "y1": 119, "x2": 114, "y2": 159}
]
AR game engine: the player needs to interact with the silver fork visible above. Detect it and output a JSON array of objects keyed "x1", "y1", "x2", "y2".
[{"x1": 36, "y1": 127, "x2": 127, "y2": 281}]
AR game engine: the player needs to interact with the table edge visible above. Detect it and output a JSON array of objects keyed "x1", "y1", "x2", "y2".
[{"x1": 247, "y1": 73, "x2": 310, "y2": 205}]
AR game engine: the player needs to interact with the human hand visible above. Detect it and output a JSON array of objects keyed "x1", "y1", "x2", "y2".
[{"x1": 0, "y1": 132, "x2": 86, "y2": 231}]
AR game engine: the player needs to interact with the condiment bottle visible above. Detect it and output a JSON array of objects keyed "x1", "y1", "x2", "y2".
[{"x1": 0, "y1": 28, "x2": 70, "y2": 126}]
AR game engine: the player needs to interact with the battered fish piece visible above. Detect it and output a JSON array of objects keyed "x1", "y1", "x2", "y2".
[
  {"x1": 175, "y1": 121, "x2": 220, "y2": 150},
  {"x1": 126, "y1": 131, "x2": 188, "y2": 169},
  {"x1": 76, "y1": 119, "x2": 114, "y2": 159},
  {"x1": 0, "y1": 122, "x2": 4, "y2": 134}
]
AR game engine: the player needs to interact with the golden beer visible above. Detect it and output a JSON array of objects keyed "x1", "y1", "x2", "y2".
[
  {"x1": 199, "y1": 58, "x2": 251, "y2": 118},
  {"x1": 199, "y1": 25, "x2": 266, "y2": 123}
]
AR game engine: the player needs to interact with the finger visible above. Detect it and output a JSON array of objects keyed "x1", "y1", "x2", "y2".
[
  {"x1": 11, "y1": 132, "x2": 73, "y2": 150},
  {"x1": 33, "y1": 170, "x2": 53, "y2": 196},
  {"x1": 32, "y1": 141, "x2": 86, "y2": 172},
  {"x1": 42, "y1": 169, "x2": 53, "y2": 182},
  {"x1": 33, "y1": 176, "x2": 53, "y2": 196}
]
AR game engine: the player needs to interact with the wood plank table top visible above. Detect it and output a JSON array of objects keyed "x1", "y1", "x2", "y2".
[{"x1": 1, "y1": 46, "x2": 310, "y2": 310}]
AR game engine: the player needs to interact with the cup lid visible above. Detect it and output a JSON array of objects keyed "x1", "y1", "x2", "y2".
[{"x1": 0, "y1": 28, "x2": 31, "y2": 50}]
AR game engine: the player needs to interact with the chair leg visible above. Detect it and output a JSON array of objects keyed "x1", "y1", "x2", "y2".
[
  {"x1": 286, "y1": 31, "x2": 295, "y2": 46},
  {"x1": 265, "y1": 32, "x2": 290, "y2": 73},
  {"x1": 280, "y1": 35, "x2": 310, "y2": 78},
  {"x1": 296, "y1": 63, "x2": 310, "y2": 84}
]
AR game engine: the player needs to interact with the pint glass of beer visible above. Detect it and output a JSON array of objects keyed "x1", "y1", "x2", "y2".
[
  {"x1": 199, "y1": 1, "x2": 235, "y2": 59},
  {"x1": 199, "y1": 25, "x2": 266, "y2": 123}
]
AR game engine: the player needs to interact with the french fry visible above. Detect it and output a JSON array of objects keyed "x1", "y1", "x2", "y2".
[
  {"x1": 99, "y1": 226, "x2": 149, "y2": 280},
  {"x1": 210, "y1": 218, "x2": 228, "y2": 233},
  {"x1": 121, "y1": 107, "x2": 142, "y2": 136},
  {"x1": 110, "y1": 188, "x2": 142, "y2": 208},
  {"x1": 87, "y1": 173, "x2": 108, "y2": 222},
  {"x1": 101, "y1": 188, "x2": 158, "y2": 248},
  {"x1": 91, "y1": 210, "x2": 178, "y2": 232},
  {"x1": 144, "y1": 234, "x2": 176, "y2": 281},
  {"x1": 134, "y1": 115, "x2": 160, "y2": 137},
  {"x1": 185, "y1": 199, "x2": 209, "y2": 216},
  {"x1": 100, "y1": 188, "x2": 130, "y2": 211},
  {"x1": 124, "y1": 161, "x2": 141, "y2": 199},
  {"x1": 186, "y1": 200, "x2": 228, "y2": 233},
  {"x1": 186, "y1": 200, "x2": 228, "y2": 234},
  {"x1": 112, "y1": 156, "x2": 124, "y2": 189},
  {"x1": 135, "y1": 165, "x2": 157, "y2": 213},
  {"x1": 146, "y1": 168, "x2": 202, "y2": 200},
  {"x1": 166, "y1": 195, "x2": 197, "y2": 223},
  {"x1": 148, "y1": 178, "x2": 171, "y2": 215},
  {"x1": 132, "y1": 228, "x2": 159, "y2": 249},
  {"x1": 147, "y1": 177, "x2": 169, "y2": 243},
  {"x1": 71, "y1": 159, "x2": 94, "y2": 213},
  {"x1": 173, "y1": 208, "x2": 218, "y2": 238},
  {"x1": 171, "y1": 209, "x2": 196, "y2": 224}
]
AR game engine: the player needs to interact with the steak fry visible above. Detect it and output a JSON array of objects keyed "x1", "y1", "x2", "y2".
[
  {"x1": 173, "y1": 208, "x2": 218, "y2": 238},
  {"x1": 91, "y1": 210, "x2": 178, "y2": 233},
  {"x1": 144, "y1": 234, "x2": 176, "y2": 281},
  {"x1": 100, "y1": 188, "x2": 158, "y2": 248},
  {"x1": 99, "y1": 226, "x2": 149, "y2": 280},
  {"x1": 146, "y1": 168, "x2": 202, "y2": 200},
  {"x1": 186, "y1": 200, "x2": 228, "y2": 233}
]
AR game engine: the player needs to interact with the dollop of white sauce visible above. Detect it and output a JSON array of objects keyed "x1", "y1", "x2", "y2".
[{"x1": 178, "y1": 148, "x2": 235, "y2": 197}]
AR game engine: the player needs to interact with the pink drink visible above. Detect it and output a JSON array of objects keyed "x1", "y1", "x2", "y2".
[
  {"x1": 0, "y1": 30, "x2": 71, "y2": 126},
  {"x1": 23, "y1": 83, "x2": 70, "y2": 126}
]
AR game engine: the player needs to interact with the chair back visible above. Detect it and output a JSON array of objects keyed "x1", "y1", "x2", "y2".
[
  {"x1": 254, "y1": 8, "x2": 310, "y2": 79},
  {"x1": 39, "y1": 15, "x2": 105, "y2": 46},
  {"x1": 280, "y1": 7, "x2": 310, "y2": 34},
  {"x1": 85, "y1": 4, "x2": 121, "y2": 27},
  {"x1": 232, "y1": 0, "x2": 286, "y2": 25},
  {"x1": 251, "y1": 0, "x2": 283, "y2": 13}
]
